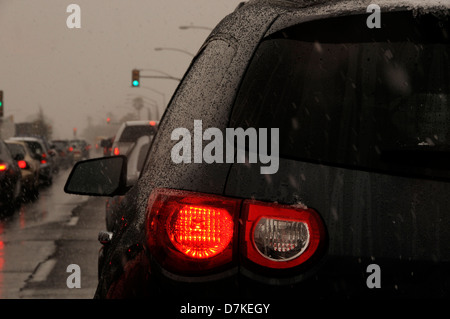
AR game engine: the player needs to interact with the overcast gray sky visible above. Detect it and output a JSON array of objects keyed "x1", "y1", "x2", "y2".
[{"x1": 0, "y1": 0, "x2": 244, "y2": 139}]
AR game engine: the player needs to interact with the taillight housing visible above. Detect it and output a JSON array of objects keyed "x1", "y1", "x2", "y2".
[
  {"x1": 240, "y1": 200, "x2": 326, "y2": 270},
  {"x1": 145, "y1": 188, "x2": 326, "y2": 276},
  {"x1": 113, "y1": 147, "x2": 120, "y2": 155},
  {"x1": 146, "y1": 189, "x2": 240, "y2": 275}
]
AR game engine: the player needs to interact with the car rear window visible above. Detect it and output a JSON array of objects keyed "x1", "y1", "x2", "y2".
[
  {"x1": 6, "y1": 143, "x2": 26, "y2": 157},
  {"x1": 230, "y1": 11, "x2": 450, "y2": 180},
  {"x1": 24, "y1": 141, "x2": 44, "y2": 155},
  {"x1": 119, "y1": 125, "x2": 157, "y2": 142}
]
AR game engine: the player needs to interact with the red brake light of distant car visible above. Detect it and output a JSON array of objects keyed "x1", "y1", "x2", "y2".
[
  {"x1": 146, "y1": 188, "x2": 240, "y2": 274},
  {"x1": 0, "y1": 163, "x2": 7, "y2": 171},
  {"x1": 113, "y1": 147, "x2": 119, "y2": 155},
  {"x1": 240, "y1": 200, "x2": 326, "y2": 269},
  {"x1": 149, "y1": 121, "x2": 156, "y2": 126},
  {"x1": 68, "y1": 147, "x2": 73, "y2": 152},
  {"x1": 18, "y1": 160, "x2": 28, "y2": 169},
  {"x1": 40, "y1": 159, "x2": 47, "y2": 164}
]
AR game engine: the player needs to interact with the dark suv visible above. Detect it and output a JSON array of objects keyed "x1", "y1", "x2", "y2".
[{"x1": 65, "y1": 0, "x2": 450, "y2": 299}]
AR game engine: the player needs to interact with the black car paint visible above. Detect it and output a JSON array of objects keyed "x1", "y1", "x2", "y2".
[
  {"x1": 93, "y1": 0, "x2": 450, "y2": 299},
  {"x1": 0, "y1": 139, "x2": 22, "y2": 214}
]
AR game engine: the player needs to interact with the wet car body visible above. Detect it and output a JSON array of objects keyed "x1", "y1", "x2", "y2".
[
  {"x1": 70, "y1": 139, "x2": 90, "y2": 161},
  {"x1": 9, "y1": 136, "x2": 54, "y2": 186},
  {"x1": 5, "y1": 140, "x2": 40, "y2": 200},
  {"x1": 66, "y1": 0, "x2": 450, "y2": 299},
  {"x1": 0, "y1": 139, "x2": 22, "y2": 214},
  {"x1": 51, "y1": 139, "x2": 74, "y2": 169},
  {"x1": 105, "y1": 135, "x2": 154, "y2": 232}
]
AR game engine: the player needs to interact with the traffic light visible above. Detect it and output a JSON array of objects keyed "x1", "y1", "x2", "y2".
[
  {"x1": 132, "y1": 69, "x2": 140, "y2": 87},
  {"x1": 0, "y1": 90, "x2": 3, "y2": 117}
]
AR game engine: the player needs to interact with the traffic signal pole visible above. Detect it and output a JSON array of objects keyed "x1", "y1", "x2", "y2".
[{"x1": 131, "y1": 69, "x2": 181, "y2": 88}]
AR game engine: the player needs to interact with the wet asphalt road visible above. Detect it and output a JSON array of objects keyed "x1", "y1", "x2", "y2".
[{"x1": 0, "y1": 166, "x2": 106, "y2": 299}]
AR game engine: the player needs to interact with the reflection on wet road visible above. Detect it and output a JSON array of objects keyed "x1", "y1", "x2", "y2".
[{"x1": 0, "y1": 167, "x2": 89, "y2": 298}]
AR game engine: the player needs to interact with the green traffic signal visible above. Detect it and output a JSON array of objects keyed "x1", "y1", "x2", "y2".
[{"x1": 132, "y1": 69, "x2": 140, "y2": 87}]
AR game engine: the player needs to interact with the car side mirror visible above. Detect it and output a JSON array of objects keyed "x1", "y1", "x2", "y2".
[{"x1": 64, "y1": 155, "x2": 129, "y2": 197}]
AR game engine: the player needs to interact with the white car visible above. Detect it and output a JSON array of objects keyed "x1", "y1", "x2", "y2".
[{"x1": 111, "y1": 120, "x2": 158, "y2": 157}]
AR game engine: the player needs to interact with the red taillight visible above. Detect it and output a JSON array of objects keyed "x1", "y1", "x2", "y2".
[
  {"x1": 240, "y1": 200, "x2": 326, "y2": 269},
  {"x1": 167, "y1": 205, "x2": 234, "y2": 259},
  {"x1": 0, "y1": 163, "x2": 7, "y2": 171},
  {"x1": 146, "y1": 189, "x2": 240, "y2": 274},
  {"x1": 145, "y1": 188, "x2": 327, "y2": 275},
  {"x1": 68, "y1": 147, "x2": 73, "y2": 152},
  {"x1": 40, "y1": 159, "x2": 47, "y2": 164},
  {"x1": 113, "y1": 147, "x2": 119, "y2": 155},
  {"x1": 18, "y1": 160, "x2": 27, "y2": 169}
]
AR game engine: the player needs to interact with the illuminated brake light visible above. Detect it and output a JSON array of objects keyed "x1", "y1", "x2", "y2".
[
  {"x1": 241, "y1": 200, "x2": 326, "y2": 269},
  {"x1": 113, "y1": 147, "x2": 119, "y2": 155},
  {"x1": 146, "y1": 188, "x2": 240, "y2": 274},
  {"x1": 149, "y1": 121, "x2": 156, "y2": 126},
  {"x1": 40, "y1": 159, "x2": 47, "y2": 164},
  {"x1": 18, "y1": 160, "x2": 27, "y2": 169},
  {"x1": 68, "y1": 147, "x2": 73, "y2": 152},
  {"x1": 167, "y1": 205, "x2": 234, "y2": 259},
  {"x1": 0, "y1": 163, "x2": 7, "y2": 171},
  {"x1": 145, "y1": 188, "x2": 327, "y2": 275}
]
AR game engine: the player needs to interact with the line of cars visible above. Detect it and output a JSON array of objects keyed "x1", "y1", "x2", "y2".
[{"x1": 0, "y1": 135, "x2": 91, "y2": 215}]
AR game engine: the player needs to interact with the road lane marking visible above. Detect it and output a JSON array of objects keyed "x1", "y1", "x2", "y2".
[
  {"x1": 30, "y1": 259, "x2": 57, "y2": 282},
  {"x1": 66, "y1": 216, "x2": 79, "y2": 226}
]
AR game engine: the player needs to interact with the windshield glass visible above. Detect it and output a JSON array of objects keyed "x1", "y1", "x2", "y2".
[
  {"x1": 231, "y1": 11, "x2": 450, "y2": 180},
  {"x1": 24, "y1": 141, "x2": 44, "y2": 156}
]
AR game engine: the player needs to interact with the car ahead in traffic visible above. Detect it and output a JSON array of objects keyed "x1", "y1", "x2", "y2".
[
  {"x1": 69, "y1": 139, "x2": 91, "y2": 161},
  {"x1": 110, "y1": 120, "x2": 158, "y2": 157},
  {"x1": 65, "y1": 0, "x2": 450, "y2": 299},
  {"x1": 51, "y1": 139, "x2": 74, "y2": 169},
  {"x1": 9, "y1": 136, "x2": 54, "y2": 186},
  {"x1": 5, "y1": 140, "x2": 40, "y2": 200},
  {"x1": 0, "y1": 139, "x2": 22, "y2": 215}
]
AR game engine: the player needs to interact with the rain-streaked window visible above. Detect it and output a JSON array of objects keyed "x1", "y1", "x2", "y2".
[{"x1": 231, "y1": 11, "x2": 450, "y2": 180}]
